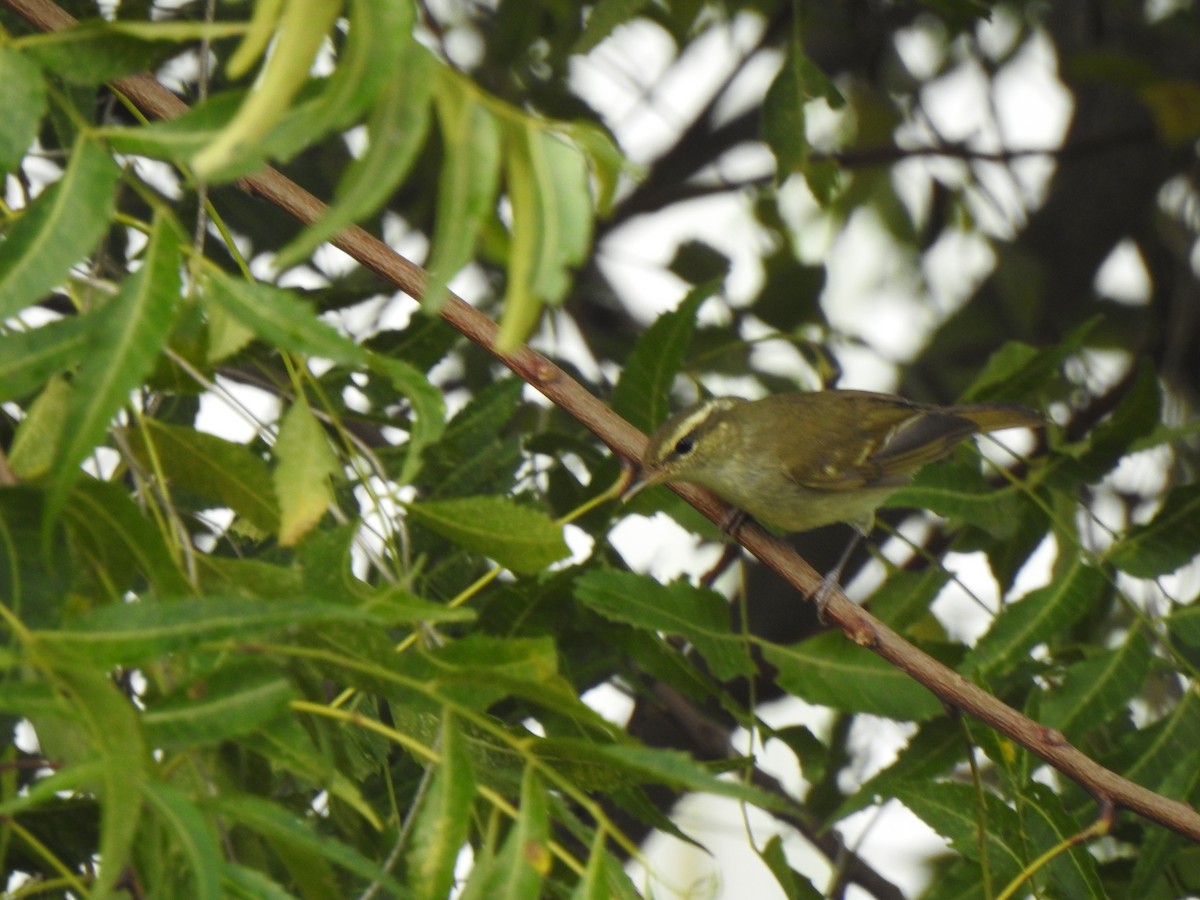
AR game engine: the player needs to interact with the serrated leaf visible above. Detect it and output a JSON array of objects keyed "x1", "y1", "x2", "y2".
[
  {"x1": 1020, "y1": 783, "x2": 1104, "y2": 898},
  {"x1": 496, "y1": 121, "x2": 594, "y2": 351},
  {"x1": 19, "y1": 20, "x2": 190, "y2": 84},
  {"x1": 887, "y1": 454, "x2": 1028, "y2": 538},
  {"x1": 424, "y1": 73, "x2": 502, "y2": 314},
  {"x1": 763, "y1": 632, "x2": 943, "y2": 721},
  {"x1": 407, "y1": 713, "x2": 476, "y2": 900},
  {"x1": 127, "y1": 420, "x2": 280, "y2": 534},
  {"x1": 406, "y1": 495, "x2": 568, "y2": 573},
  {"x1": 46, "y1": 213, "x2": 181, "y2": 527},
  {"x1": 207, "y1": 794, "x2": 404, "y2": 894},
  {"x1": 203, "y1": 268, "x2": 368, "y2": 364},
  {"x1": 143, "y1": 664, "x2": 297, "y2": 749},
  {"x1": 141, "y1": 781, "x2": 223, "y2": 900},
  {"x1": 959, "y1": 562, "x2": 1106, "y2": 678},
  {"x1": 833, "y1": 717, "x2": 961, "y2": 821},
  {"x1": 1041, "y1": 630, "x2": 1152, "y2": 739},
  {"x1": 273, "y1": 401, "x2": 338, "y2": 546},
  {"x1": 963, "y1": 322, "x2": 1097, "y2": 403},
  {"x1": 38, "y1": 595, "x2": 384, "y2": 666},
  {"x1": 274, "y1": 41, "x2": 434, "y2": 268},
  {"x1": 367, "y1": 354, "x2": 446, "y2": 485},
  {"x1": 0, "y1": 46, "x2": 46, "y2": 174},
  {"x1": 64, "y1": 475, "x2": 191, "y2": 600},
  {"x1": 611, "y1": 282, "x2": 715, "y2": 434},
  {"x1": 0, "y1": 135, "x2": 119, "y2": 320},
  {"x1": 893, "y1": 782, "x2": 1025, "y2": 884},
  {"x1": 573, "y1": 570, "x2": 754, "y2": 680},
  {"x1": 0, "y1": 314, "x2": 92, "y2": 402},
  {"x1": 1107, "y1": 484, "x2": 1200, "y2": 577},
  {"x1": 1109, "y1": 684, "x2": 1200, "y2": 794},
  {"x1": 536, "y1": 739, "x2": 794, "y2": 815}
]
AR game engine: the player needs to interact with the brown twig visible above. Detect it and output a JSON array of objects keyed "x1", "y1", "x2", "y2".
[{"x1": 5, "y1": 0, "x2": 1200, "y2": 845}]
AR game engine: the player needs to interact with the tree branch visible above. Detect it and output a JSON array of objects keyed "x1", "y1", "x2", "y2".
[{"x1": 6, "y1": 0, "x2": 1199, "y2": 846}]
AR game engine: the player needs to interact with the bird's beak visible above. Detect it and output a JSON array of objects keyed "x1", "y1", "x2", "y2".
[{"x1": 620, "y1": 462, "x2": 657, "y2": 502}]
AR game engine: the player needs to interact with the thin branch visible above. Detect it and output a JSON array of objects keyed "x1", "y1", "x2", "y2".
[{"x1": 5, "y1": 0, "x2": 1200, "y2": 846}]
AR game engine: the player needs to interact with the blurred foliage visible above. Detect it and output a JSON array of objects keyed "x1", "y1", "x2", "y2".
[{"x1": 1, "y1": 0, "x2": 1199, "y2": 897}]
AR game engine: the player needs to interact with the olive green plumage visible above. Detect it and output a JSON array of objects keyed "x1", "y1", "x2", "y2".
[{"x1": 631, "y1": 390, "x2": 1042, "y2": 533}]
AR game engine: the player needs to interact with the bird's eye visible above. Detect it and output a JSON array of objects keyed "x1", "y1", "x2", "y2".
[{"x1": 673, "y1": 434, "x2": 695, "y2": 456}]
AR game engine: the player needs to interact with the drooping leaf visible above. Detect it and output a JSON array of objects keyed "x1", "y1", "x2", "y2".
[
  {"x1": 406, "y1": 713, "x2": 476, "y2": 900},
  {"x1": 423, "y1": 71, "x2": 502, "y2": 314},
  {"x1": 1041, "y1": 630, "x2": 1152, "y2": 740},
  {"x1": 0, "y1": 46, "x2": 46, "y2": 175},
  {"x1": 192, "y1": 0, "x2": 345, "y2": 179},
  {"x1": 45, "y1": 213, "x2": 181, "y2": 526},
  {"x1": 274, "y1": 400, "x2": 339, "y2": 546},
  {"x1": 496, "y1": 120, "x2": 594, "y2": 352},
  {"x1": 140, "y1": 781, "x2": 223, "y2": 900},
  {"x1": 274, "y1": 40, "x2": 434, "y2": 268}
]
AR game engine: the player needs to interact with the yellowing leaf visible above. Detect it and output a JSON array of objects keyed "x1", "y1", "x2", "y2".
[{"x1": 274, "y1": 401, "x2": 338, "y2": 546}]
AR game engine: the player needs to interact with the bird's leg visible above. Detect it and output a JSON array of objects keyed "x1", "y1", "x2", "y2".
[{"x1": 811, "y1": 530, "x2": 863, "y2": 620}]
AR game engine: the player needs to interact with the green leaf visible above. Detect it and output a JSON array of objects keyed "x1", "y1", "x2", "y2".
[
  {"x1": 1107, "y1": 484, "x2": 1200, "y2": 577},
  {"x1": 406, "y1": 495, "x2": 569, "y2": 573},
  {"x1": 203, "y1": 268, "x2": 368, "y2": 365},
  {"x1": 141, "y1": 782, "x2": 223, "y2": 900},
  {"x1": 536, "y1": 739, "x2": 794, "y2": 815},
  {"x1": 0, "y1": 487, "x2": 74, "y2": 627},
  {"x1": 758, "y1": 834, "x2": 823, "y2": 900},
  {"x1": 0, "y1": 314, "x2": 93, "y2": 402},
  {"x1": 366, "y1": 354, "x2": 447, "y2": 485},
  {"x1": 762, "y1": 40, "x2": 842, "y2": 199},
  {"x1": 959, "y1": 562, "x2": 1106, "y2": 678},
  {"x1": 207, "y1": 794, "x2": 405, "y2": 894},
  {"x1": 192, "y1": 0, "x2": 344, "y2": 179},
  {"x1": 274, "y1": 401, "x2": 338, "y2": 546},
  {"x1": 407, "y1": 714, "x2": 476, "y2": 900},
  {"x1": 496, "y1": 120, "x2": 594, "y2": 352},
  {"x1": 38, "y1": 595, "x2": 385, "y2": 666},
  {"x1": 493, "y1": 768, "x2": 551, "y2": 898},
  {"x1": 0, "y1": 46, "x2": 46, "y2": 175},
  {"x1": 64, "y1": 476, "x2": 192, "y2": 598},
  {"x1": 887, "y1": 454, "x2": 1029, "y2": 538},
  {"x1": 46, "y1": 213, "x2": 181, "y2": 527},
  {"x1": 893, "y1": 782, "x2": 1025, "y2": 885},
  {"x1": 423, "y1": 72, "x2": 502, "y2": 314},
  {"x1": 573, "y1": 570, "x2": 754, "y2": 681},
  {"x1": 0, "y1": 135, "x2": 119, "y2": 320},
  {"x1": 963, "y1": 322, "x2": 1097, "y2": 404},
  {"x1": 868, "y1": 567, "x2": 952, "y2": 632},
  {"x1": 1106, "y1": 683, "x2": 1200, "y2": 795},
  {"x1": 143, "y1": 664, "x2": 298, "y2": 749},
  {"x1": 19, "y1": 20, "x2": 186, "y2": 84},
  {"x1": 274, "y1": 42, "x2": 434, "y2": 269},
  {"x1": 9, "y1": 376, "x2": 73, "y2": 480},
  {"x1": 1020, "y1": 783, "x2": 1105, "y2": 899},
  {"x1": 833, "y1": 717, "x2": 962, "y2": 821},
  {"x1": 126, "y1": 420, "x2": 280, "y2": 534},
  {"x1": 763, "y1": 632, "x2": 943, "y2": 721},
  {"x1": 40, "y1": 663, "x2": 148, "y2": 898},
  {"x1": 1041, "y1": 630, "x2": 1152, "y2": 740},
  {"x1": 611, "y1": 282, "x2": 716, "y2": 434}
]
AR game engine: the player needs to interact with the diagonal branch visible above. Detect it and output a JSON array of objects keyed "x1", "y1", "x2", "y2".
[{"x1": 5, "y1": 0, "x2": 1199, "y2": 846}]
